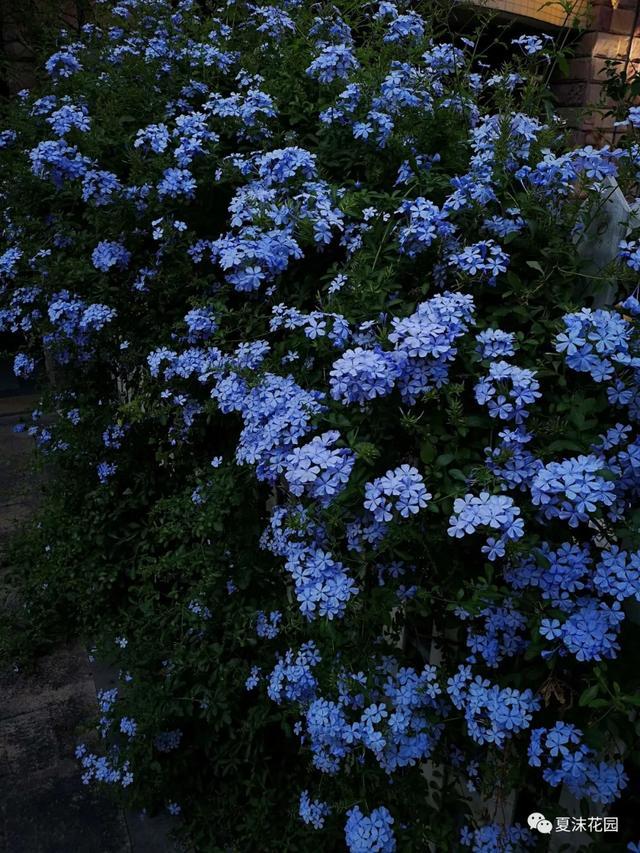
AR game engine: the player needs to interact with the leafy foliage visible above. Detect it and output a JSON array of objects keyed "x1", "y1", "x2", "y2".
[{"x1": 1, "y1": 1, "x2": 640, "y2": 850}]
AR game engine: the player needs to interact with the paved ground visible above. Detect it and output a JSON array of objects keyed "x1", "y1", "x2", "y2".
[{"x1": 0, "y1": 395, "x2": 175, "y2": 853}]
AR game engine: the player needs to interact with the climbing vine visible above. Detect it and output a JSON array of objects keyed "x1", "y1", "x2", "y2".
[{"x1": 1, "y1": 0, "x2": 640, "y2": 849}]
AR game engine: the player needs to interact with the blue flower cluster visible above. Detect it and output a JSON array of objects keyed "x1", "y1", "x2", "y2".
[
  {"x1": 307, "y1": 46, "x2": 359, "y2": 85},
  {"x1": 448, "y1": 239, "x2": 510, "y2": 285},
  {"x1": 396, "y1": 197, "x2": 454, "y2": 256},
  {"x1": 474, "y1": 360, "x2": 540, "y2": 423},
  {"x1": 215, "y1": 372, "x2": 325, "y2": 483},
  {"x1": 299, "y1": 790, "x2": 331, "y2": 830},
  {"x1": 529, "y1": 723, "x2": 627, "y2": 805},
  {"x1": 555, "y1": 308, "x2": 634, "y2": 384},
  {"x1": 44, "y1": 291, "x2": 117, "y2": 361},
  {"x1": 330, "y1": 347, "x2": 398, "y2": 405},
  {"x1": 92, "y1": 240, "x2": 131, "y2": 272},
  {"x1": 76, "y1": 744, "x2": 134, "y2": 788},
  {"x1": 13, "y1": 353, "x2": 35, "y2": 378},
  {"x1": 256, "y1": 610, "x2": 282, "y2": 639},
  {"x1": 475, "y1": 328, "x2": 516, "y2": 359},
  {"x1": 184, "y1": 307, "x2": 218, "y2": 342},
  {"x1": 344, "y1": 805, "x2": 395, "y2": 852},
  {"x1": 388, "y1": 291, "x2": 474, "y2": 403},
  {"x1": 364, "y1": 464, "x2": 431, "y2": 521},
  {"x1": 288, "y1": 661, "x2": 444, "y2": 781},
  {"x1": 267, "y1": 641, "x2": 321, "y2": 704},
  {"x1": 461, "y1": 601, "x2": 527, "y2": 668},
  {"x1": 530, "y1": 454, "x2": 616, "y2": 527},
  {"x1": 263, "y1": 507, "x2": 358, "y2": 620},
  {"x1": 448, "y1": 492, "x2": 524, "y2": 559},
  {"x1": 448, "y1": 666, "x2": 539, "y2": 748},
  {"x1": 460, "y1": 823, "x2": 533, "y2": 852},
  {"x1": 284, "y1": 431, "x2": 356, "y2": 507},
  {"x1": 594, "y1": 545, "x2": 640, "y2": 602},
  {"x1": 505, "y1": 541, "x2": 633, "y2": 661}
]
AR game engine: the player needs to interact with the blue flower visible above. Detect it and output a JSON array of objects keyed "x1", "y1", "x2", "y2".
[
  {"x1": 383, "y1": 13, "x2": 425, "y2": 43},
  {"x1": 13, "y1": 353, "x2": 35, "y2": 378},
  {"x1": 389, "y1": 291, "x2": 474, "y2": 402},
  {"x1": 97, "y1": 462, "x2": 117, "y2": 483},
  {"x1": 448, "y1": 492, "x2": 524, "y2": 558},
  {"x1": 184, "y1": 307, "x2": 217, "y2": 342},
  {"x1": 512, "y1": 34, "x2": 552, "y2": 56},
  {"x1": 475, "y1": 360, "x2": 541, "y2": 423},
  {"x1": 92, "y1": 241, "x2": 131, "y2": 272},
  {"x1": 530, "y1": 454, "x2": 616, "y2": 527},
  {"x1": 245, "y1": 666, "x2": 261, "y2": 691},
  {"x1": 475, "y1": 329, "x2": 516, "y2": 359},
  {"x1": 119, "y1": 717, "x2": 137, "y2": 738},
  {"x1": 134, "y1": 122, "x2": 170, "y2": 154},
  {"x1": 0, "y1": 247, "x2": 22, "y2": 279},
  {"x1": 364, "y1": 464, "x2": 431, "y2": 521},
  {"x1": 299, "y1": 790, "x2": 331, "y2": 829},
  {"x1": 447, "y1": 668, "x2": 539, "y2": 748},
  {"x1": 330, "y1": 347, "x2": 398, "y2": 405},
  {"x1": 157, "y1": 167, "x2": 196, "y2": 199},
  {"x1": 594, "y1": 546, "x2": 640, "y2": 602},
  {"x1": 45, "y1": 49, "x2": 82, "y2": 79},
  {"x1": 284, "y1": 431, "x2": 355, "y2": 506},
  {"x1": 556, "y1": 308, "x2": 633, "y2": 384},
  {"x1": 306, "y1": 45, "x2": 360, "y2": 84},
  {"x1": 344, "y1": 805, "x2": 395, "y2": 852},
  {"x1": 268, "y1": 642, "x2": 320, "y2": 704},
  {"x1": 256, "y1": 610, "x2": 282, "y2": 639},
  {"x1": 460, "y1": 823, "x2": 534, "y2": 851},
  {"x1": 539, "y1": 618, "x2": 562, "y2": 640},
  {"x1": 82, "y1": 170, "x2": 121, "y2": 206},
  {"x1": 396, "y1": 197, "x2": 454, "y2": 256},
  {"x1": 47, "y1": 103, "x2": 91, "y2": 136},
  {"x1": 449, "y1": 240, "x2": 510, "y2": 284},
  {"x1": 530, "y1": 724, "x2": 627, "y2": 804}
]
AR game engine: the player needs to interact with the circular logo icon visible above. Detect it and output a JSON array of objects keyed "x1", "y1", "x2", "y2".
[{"x1": 527, "y1": 812, "x2": 546, "y2": 831}]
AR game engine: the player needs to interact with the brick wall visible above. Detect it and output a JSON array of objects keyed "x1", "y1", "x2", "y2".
[
  {"x1": 554, "y1": 0, "x2": 640, "y2": 142},
  {"x1": 0, "y1": 1, "x2": 86, "y2": 94},
  {"x1": 483, "y1": 0, "x2": 589, "y2": 28}
]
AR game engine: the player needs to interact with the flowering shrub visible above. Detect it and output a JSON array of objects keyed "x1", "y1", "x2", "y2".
[{"x1": 2, "y1": 0, "x2": 640, "y2": 849}]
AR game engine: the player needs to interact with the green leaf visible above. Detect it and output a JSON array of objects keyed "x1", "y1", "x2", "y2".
[
  {"x1": 420, "y1": 441, "x2": 436, "y2": 463},
  {"x1": 597, "y1": 468, "x2": 617, "y2": 482},
  {"x1": 578, "y1": 685, "x2": 599, "y2": 707},
  {"x1": 435, "y1": 453, "x2": 455, "y2": 467},
  {"x1": 547, "y1": 440, "x2": 584, "y2": 453}
]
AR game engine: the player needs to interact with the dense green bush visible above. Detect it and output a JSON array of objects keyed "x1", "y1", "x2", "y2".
[{"x1": 2, "y1": 1, "x2": 640, "y2": 850}]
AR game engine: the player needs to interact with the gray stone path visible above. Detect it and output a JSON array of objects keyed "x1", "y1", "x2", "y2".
[{"x1": 0, "y1": 395, "x2": 173, "y2": 853}]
